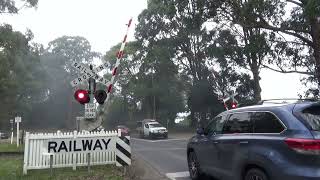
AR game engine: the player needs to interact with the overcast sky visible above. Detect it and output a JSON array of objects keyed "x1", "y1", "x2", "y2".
[{"x1": 0, "y1": 0, "x2": 304, "y2": 100}]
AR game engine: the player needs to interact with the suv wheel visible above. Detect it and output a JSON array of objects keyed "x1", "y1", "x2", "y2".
[
  {"x1": 245, "y1": 168, "x2": 268, "y2": 180},
  {"x1": 188, "y1": 151, "x2": 203, "y2": 180}
]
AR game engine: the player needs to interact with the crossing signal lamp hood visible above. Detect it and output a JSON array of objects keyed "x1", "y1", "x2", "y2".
[{"x1": 94, "y1": 90, "x2": 107, "y2": 104}]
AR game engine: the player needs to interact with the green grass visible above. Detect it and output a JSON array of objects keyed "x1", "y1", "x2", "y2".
[
  {"x1": 0, "y1": 143, "x2": 24, "y2": 152},
  {"x1": 0, "y1": 156, "x2": 123, "y2": 180}
]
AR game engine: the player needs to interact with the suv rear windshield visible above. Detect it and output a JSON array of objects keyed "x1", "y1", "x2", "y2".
[{"x1": 300, "y1": 105, "x2": 320, "y2": 131}]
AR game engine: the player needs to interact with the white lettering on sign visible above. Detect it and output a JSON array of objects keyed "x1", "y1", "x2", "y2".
[
  {"x1": 71, "y1": 61, "x2": 110, "y2": 75},
  {"x1": 85, "y1": 103, "x2": 96, "y2": 119},
  {"x1": 45, "y1": 137, "x2": 114, "y2": 154},
  {"x1": 70, "y1": 75, "x2": 111, "y2": 87},
  {"x1": 72, "y1": 62, "x2": 92, "y2": 75},
  {"x1": 94, "y1": 62, "x2": 110, "y2": 72}
]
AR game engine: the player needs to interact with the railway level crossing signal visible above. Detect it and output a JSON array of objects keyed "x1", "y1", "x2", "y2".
[
  {"x1": 69, "y1": 18, "x2": 133, "y2": 131},
  {"x1": 72, "y1": 67, "x2": 108, "y2": 105},
  {"x1": 222, "y1": 92, "x2": 238, "y2": 110}
]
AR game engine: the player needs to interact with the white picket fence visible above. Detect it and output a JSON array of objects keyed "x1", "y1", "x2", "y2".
[{"x1": 23, "y1": 130, "x2": 119, "y2": 174}]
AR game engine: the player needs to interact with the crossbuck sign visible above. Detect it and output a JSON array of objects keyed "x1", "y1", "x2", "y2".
[{"x1": 70, "y1": 61, "x2": 111, "y2": 87}]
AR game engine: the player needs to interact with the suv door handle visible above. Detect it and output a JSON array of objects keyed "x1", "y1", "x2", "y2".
[
  {"x1": 213, "y1": 141, "x2": 219, "y2": 144},
  {"x1": 239, "y1": 141, "x2": 249, "y2": 144}
]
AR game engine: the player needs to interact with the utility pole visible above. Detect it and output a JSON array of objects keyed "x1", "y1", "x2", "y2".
[{"x1": 151, "y1": 63, "x2": 156, "y2": 120}]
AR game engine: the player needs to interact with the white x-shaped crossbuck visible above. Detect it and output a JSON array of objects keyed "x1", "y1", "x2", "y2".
[
  {"x1": 222, "y1": 92, "x2": 239, "y2": 104},
  {"x1": 70, "y1": 61, "x2": 111, "y2": 87}
]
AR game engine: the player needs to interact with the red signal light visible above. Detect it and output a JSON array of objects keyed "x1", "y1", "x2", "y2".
[
  {"x1": 74, "y1": 89, "x2": 90, "y2": 104},
  {"x1": 231, "y1": 102, "x2": 237, "y2": 109},
  {"x1": 78, "y1": 92, "x2": 85, "y2": 99}
]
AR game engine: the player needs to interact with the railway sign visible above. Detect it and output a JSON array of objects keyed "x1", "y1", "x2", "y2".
[
  {"x1": 15, "y1": 116, "x2": 21, "y2": 123},
  {"x1": 46, "y1": 137, "x2": 113, "y2": 154},
  {"x1": 70, "y1": 61, "x2": 111, "y2": 87},
  {"x1": 223, "y1": 92, "x2": 238, "y2": 104}
]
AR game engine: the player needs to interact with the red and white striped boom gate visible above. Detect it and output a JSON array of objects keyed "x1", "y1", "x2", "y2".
[{"x1": 105, "y1": 18, "x2": 132, "y2": 103}]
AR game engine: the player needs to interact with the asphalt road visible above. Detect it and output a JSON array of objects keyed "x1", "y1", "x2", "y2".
[{"x1": 132, "y1": 137, "x2": 191, "y2": 180}]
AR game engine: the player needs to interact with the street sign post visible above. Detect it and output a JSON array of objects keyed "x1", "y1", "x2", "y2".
[
  {"x1": 76, "y1": 117, "x2": 84, "y2": 131},
  {"x1": 85, "y1": 103, "x2": 96, "y2": 119},
  {"x1": 15, "y1": 116, "x2": 22, "y2": 147},
  {"x1": 10, "y1": 119, "x2": 13, "y2": 144}
]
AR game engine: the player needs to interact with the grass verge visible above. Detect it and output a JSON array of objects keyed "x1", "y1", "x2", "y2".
[
  {"x1": 0, "y1": 156, "x2": 123, "y2": 180},
  {"x1": 0, "y1": 143, "x2": 24, "y2": 152}
]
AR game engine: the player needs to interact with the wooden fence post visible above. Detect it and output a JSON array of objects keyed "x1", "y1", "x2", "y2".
[
  {"x1": 72, "y1": 130, "x2": 77, "y2": 170},
  {"x1": 23, "y1": 132, "x2": 30, "y2": 175}
]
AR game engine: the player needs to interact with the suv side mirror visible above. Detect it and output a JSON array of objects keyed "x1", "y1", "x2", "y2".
[{"x1": 196, "y1": 128, "x2": 204, "y2": 135}]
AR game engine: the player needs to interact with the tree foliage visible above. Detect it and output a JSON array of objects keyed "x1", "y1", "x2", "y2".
[
  {"x1": 227, "y1": 0, "x2": 320, "y2": 97},
  {"x1": 29, "y1": 36, "x2": 100, "y2": 129},
  {"x1": 103, "y1": 41, "x2": 185, "y2": 127},
  {"x1": 0, "y1": 0, "x2": 38, "y2": 14},
  {"x1": 4, "y1": 0, "x2": 320, "y2": 130},
  {"x1": 134, "y1": 0, "x2": 255, "y2": 126},
  {"x1": 0, "y1": 24, "x2": 47, "y2": 128}
]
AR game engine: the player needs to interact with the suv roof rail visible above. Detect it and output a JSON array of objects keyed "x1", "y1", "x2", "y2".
[{"x1": 257, "y1": 98, "x2": 319, "y2": 105}]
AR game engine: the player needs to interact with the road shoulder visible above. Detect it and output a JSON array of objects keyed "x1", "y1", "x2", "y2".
[{"x1": 127, "y1": 154, "x2": 169, "y2": 180}]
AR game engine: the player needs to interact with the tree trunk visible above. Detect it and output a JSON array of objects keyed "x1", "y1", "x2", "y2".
[
  {"x1": 190, "y1": 109, "x2": 196, "y2": 127},
  {"x1": 243, "y1": 27, "x2": 262, "y2": 103},
  {"x1": 311, "y1": 19, "x2": 320, "y2": 89},
  {"x1": 251, "y1": 64, "x2": 262, "y2": 103},
  {"x1": 200, "y1": 111, "x2": 207, "y2": 128},
  {"x1": 313, "y1": 49, "x2": 320, "y2": 88}
]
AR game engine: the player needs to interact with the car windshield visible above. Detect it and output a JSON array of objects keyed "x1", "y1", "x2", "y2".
[
  {"x1": 149, "y1": 123, "x2": 163, "y2": 128},
  {"x1": 300, "y1": 105, "x2": 320, "y2": 131}
]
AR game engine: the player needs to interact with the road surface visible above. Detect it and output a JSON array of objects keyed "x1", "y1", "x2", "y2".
[{"x1": 132, "y1": 137, "x2": 191, "y2": 180}]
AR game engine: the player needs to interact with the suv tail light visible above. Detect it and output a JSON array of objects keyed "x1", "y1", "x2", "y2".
[{"x1": 285, "y1": 138, "x2": 320, "y2": 155}]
